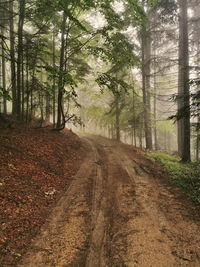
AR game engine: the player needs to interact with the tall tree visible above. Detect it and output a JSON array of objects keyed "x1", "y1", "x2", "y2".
[
  {"x1": 16, "y1": 0, "x2": 26, "y2": 118},
  {"x1": 178, "y1": 0, "x2": 191, "y2": 162},
  {"x1": 9, "y1": 0, "x2": 17, "y2": 115},
  {"x1": 141, "y1": 20, "x2": 153, "y2": 150},
  {"x1": 56, "y1": 11, "x2": 67, "y2": 129}
]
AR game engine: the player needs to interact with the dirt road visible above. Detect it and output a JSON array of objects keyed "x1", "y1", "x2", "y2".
[{"x1": 19, "y1": 135, "x2": 200, "y2": 267}]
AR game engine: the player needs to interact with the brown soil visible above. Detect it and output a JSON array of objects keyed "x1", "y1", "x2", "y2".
[
  {"x1": 17, "y1": 135, "x2": 200, "y2": 267},
  {"x1": 0, "y1": 126, "x2": 84, "y2": 266}
]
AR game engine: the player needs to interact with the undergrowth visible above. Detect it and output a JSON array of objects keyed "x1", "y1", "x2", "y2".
[{"x1": 148, "y1": 152, "x2": 200, "y2": 204}]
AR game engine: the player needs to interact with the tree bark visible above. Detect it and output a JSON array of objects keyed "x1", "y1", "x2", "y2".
[
  {"x1": 115, "y1": 94, "x2": 120, "y2": 141},
  {"x1": 45, "y1": 92, "x2": 50, "y2": 121},
  {"x1": 1, "y1": 27, "x2": 7, "y2": 114},
  {"x1": 25, "y1": 50, "x2": 29, "y2": 123},
  {"x1": 141, "y1": 28, "x2": 153, "y2": 150},
  {"x1": 52, "y1": 31, "x2": 56, "y2": 127},
  {"x1": 178, "y1": 0, "x2": 191, "y2": 162},
  {"x1": 132, "y1": 89, "x2": 137, "y2": 146},
  {"x1": 9, "y1": 0, "x2": 17, "y2": 115},
  {"x1": 21, "y1": 52, "x2": 25, "y2": 120},
  {"x1": 57, "y1": 12, "x2": 67, "y2": 129},
  {"x1": 16, "y1": 0, "x2": 25, "y2": 119},
  {"x1": 153, "y1": 39, "x2": 158, "y2": 150},
  {"x1": 0, "y1": 43, "x2": 1, "y2": 113}
]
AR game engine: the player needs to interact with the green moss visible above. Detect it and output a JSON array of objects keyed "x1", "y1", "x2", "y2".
[{"x1": 147, "y1": 152, "x2": 200, "y2": 203}]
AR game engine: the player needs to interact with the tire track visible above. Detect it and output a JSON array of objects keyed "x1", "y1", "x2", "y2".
[
  {"x1": 19, "y1": 135, "x2": 200, "y2": 267},
  {"x1": 84, "y1": 139, "x2": 110, "y2": 267}
]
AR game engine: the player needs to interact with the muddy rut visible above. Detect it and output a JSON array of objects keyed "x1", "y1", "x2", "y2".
[{"x1": 19, "y1": 135, "x2": 200, "y2": 267}]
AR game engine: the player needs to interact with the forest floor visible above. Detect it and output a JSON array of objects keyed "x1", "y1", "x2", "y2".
[
  {"x1": 0, "y1": 125, "x2": 84, "y2": 266},
  {"x1": 1, "y1": 129, "x2": 200, "y2": 266}
]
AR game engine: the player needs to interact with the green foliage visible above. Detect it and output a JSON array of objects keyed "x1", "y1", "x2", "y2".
[
  {"x1": 148, "y1": 152, "x2": 200, "y2": 203},
  {"x1": 123, "y1": 0, "x2": 147, "y2": 27},
  {"x1": 0, "y1": 88, "x2": 11, "y2": 101},
  {"x1": 96, "y1": 73, "x2": 129, "y2": 94},
  {"x1": 89, "y1": 31, "x2": 139, "y2": 67},
  {"x1": 148, "y1": 151, "x2": 180, "y2": 163}
]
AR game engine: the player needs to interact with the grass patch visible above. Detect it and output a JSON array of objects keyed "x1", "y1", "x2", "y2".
[{"x1": 148, "y1": 152, "x2": 200, "y2": 204}]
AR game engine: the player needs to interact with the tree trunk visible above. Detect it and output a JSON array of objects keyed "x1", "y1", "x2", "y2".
[
  {"x1": 25, "y1": 52, "x2": 29, "y2": 123},
  {"x1": 16, "y1": 0, "x2": 25, "y2": 119},
  {"x1": 142, "y1": 30, "x2": 153, "y2": 150},
  {"x1": 57, "y1": 12, "x2": 67, "y2": 129},
  {"x1": 178, "y1": 0, "x2": 190, "y2": 162},
  {"x1": 145, "y1": 23, "x2": 153, "y2": 149},
  {"x1": 1, "y1": 27, "x2": 7, "y2": 114},
  {"x1": 139, "y1": 128, "x2": 143, "y2": 148},
  {"x1": 40, "y1": 72, "x2": 44, "y2": 121},
  {"x1": 21, "y1": 53, "x2": 25, "y2": 120},
  {"x1": 30, "y1": 68, "x2": 35, "y2": 120},
  {"x1": 153, "y1": 33, "x2": 158, "y2": 150},
  {"x1": 46, "y1": 92, "x2": 50, "y2": 121},
  {"x1": 9, "y1": 0, "x2": 17, "y2": 115},
  {"x1": 115, "y1": 94, "x2": 120, "y2": 141},
  {"x1": 0, "y1": 43, "x2": 1, "y2": 113},
  {"x1": 193, "y1": 5, "x2": 200, "y2": 161},
  {"x1": 132, "y1": 89, "x2": 137, "y2": 147},
  {"x1": 52, "y1": 31, "x2": 56, "y2": 127},
  {"x1": 196, "y1": 120, "x2": 200, "y2": 161}
]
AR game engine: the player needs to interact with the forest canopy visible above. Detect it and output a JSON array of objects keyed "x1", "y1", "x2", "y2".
[{"x1": 0, "y1": 0, "x2": 200, "y2": 162}]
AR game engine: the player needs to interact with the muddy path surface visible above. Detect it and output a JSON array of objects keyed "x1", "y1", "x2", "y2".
[{"x1": 19, "y1": 135, "x2": 200, "y2": 267}]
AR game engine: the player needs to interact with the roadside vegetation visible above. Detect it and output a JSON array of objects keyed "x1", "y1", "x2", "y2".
[{"x1": 148, "y1": 152, "x2": 200, "y2": 204}]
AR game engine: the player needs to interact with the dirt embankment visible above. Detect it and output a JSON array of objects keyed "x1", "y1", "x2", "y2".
[
  {"x1": 0, "y1": 126, "x2": 84, "y2": 266},
  {"x1": 18, "y1": 135, "x2": 200, "y2": 267}
]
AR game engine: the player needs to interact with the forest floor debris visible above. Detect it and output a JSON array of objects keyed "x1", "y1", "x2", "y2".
[{"x1": 0, "y1": 125, "x2": 84, "y2": 266}]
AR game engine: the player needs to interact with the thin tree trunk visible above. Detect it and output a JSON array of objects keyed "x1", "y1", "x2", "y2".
[
  {"x1": 57, "y1": 12, "x2": 67, "y2": 129},
  {"x1": 115, "y1": 94, "x2": 120, "y2": 141},
  {"x1": 52, "y1": 31, "x2": 56, "y2": 127},
  {"x1": 196, "y1": 119, "x2": 200, "y2": 161},
  {"x1": 30, "y1": 68, "x2": 35, "y2": 120},
  {"x1": 26, "y1": 52, "x2": 29, "y2": 123},
  {"x1": 145, "y1": 21, "x2": 153, "y2": 149},
  {"x1": 132, "y1": 89, "x2": 137, "y2": 147},
  {"x1": 16, "y1": 0, "x2": 25, "y2": 119},
  {"x1": 0, "y1": 37, "x2": 1, "y2": 113},
  {"x1": 21, "y1": 53, "x2": 25, "y2": 120},
  {"x1": 46, "y1": 92, "x2": 50, "y2": 121},
  {"x1": 1, "y1": 27, "x2": 7, "y2": 114},
  {"x1": 152, "y1": 13, "x2": 158, "y2": 150},
  {"x1": 141, "y1": 27, "x2": 153, "y2": 150},
  {"x1": 40, "y1": 71, "x2": 44, "y2": 121},
  {"x1": 139, "y1": 130, "x2": 142, "y2": 148},
  {"x1": 153, "y1": 45, "x2": 158, "y2": 150},
  {"x1": 9, "y1": 0, "x2": 17, "y2": 115}
]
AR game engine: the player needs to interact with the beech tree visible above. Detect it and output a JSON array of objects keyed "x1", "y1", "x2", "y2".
[{"x1": 0, "y1": 0, "x2": 199, "y2": 161}]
